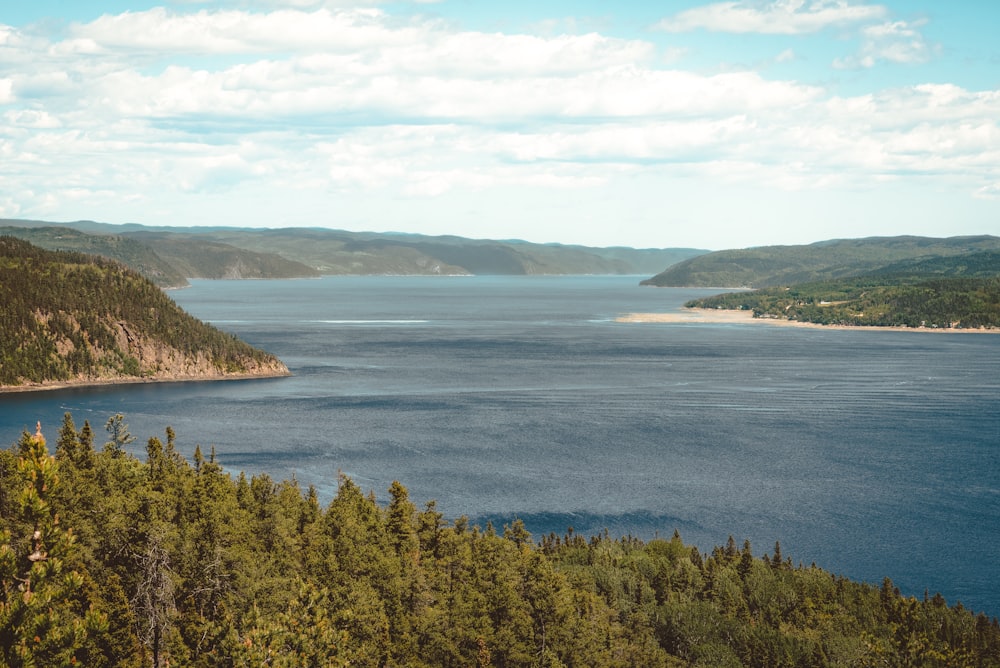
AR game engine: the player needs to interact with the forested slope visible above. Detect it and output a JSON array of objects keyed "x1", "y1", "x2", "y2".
[
  {"x1": 684, "y1": 252, "x2": 1000, "y2": 329},
  {"x1": 1, "y1": 218, "x2": 706, "y2": 276},
  {"x1": 0, "y1": 237, "x2": 288, "y2": 388},
  {"x1": 641, "y1": 236, "x2": 1000, "y2": 288},
  {"x1": 0, "y1": 225, "x2": 320, "y2": 287},
  {"x1": 0, "y1": 225, "x2": 189, "y2": 288},
  {"x1": 137, "y1": 227, "x2": 705, "y2": 276},
  {"x1": 1, "y1": 415, "x2": 997, "y2": 667}
]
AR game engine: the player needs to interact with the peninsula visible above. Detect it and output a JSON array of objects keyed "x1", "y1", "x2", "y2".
[
  {"x1": 0, "y1": 236, "x2": 288, "y2": 392},
  {"x1": 617, "y1": 307, "x2": 1000, "y2": 332}
]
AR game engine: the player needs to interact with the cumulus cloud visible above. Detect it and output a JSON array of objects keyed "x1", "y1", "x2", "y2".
[
  {"x1": 833, "y1": 18, "x2": 935, "y2": 68},
  {"x1": 0, "y1": 4, "x2": 997, "y2": 238},
  {"x1": 0, "y1": 78, "x2": 13, "y2": 104},
  {"x1": 655, "y1": 0, "x2": 887, "y2": 35}
]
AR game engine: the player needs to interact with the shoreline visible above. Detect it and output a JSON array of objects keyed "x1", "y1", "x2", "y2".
[
  {"x1": 616, "y1": 308, "x2": 1000, "y2": 333},
  {"x1": 0, "y1": 369, "x2": 292, "y2": 395}
]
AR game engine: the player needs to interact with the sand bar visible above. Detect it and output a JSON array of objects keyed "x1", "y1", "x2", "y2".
[{"x1": 616, "y1": 308, "x2": 999, "y2": 333}]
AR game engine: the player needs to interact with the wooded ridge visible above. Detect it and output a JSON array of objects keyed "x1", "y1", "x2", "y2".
[
  {"x1": 0, "y1": 236, "x2": 288, "y2": 389},
  {"x1": 683, "y1": 252, "x2": 1000, "y2": 330},
  {"x1": 0, "y1": 225, "x2": 320, "y2": 288},
  {"x1": 641, "y1": 235, "x2": 1000, "y2": 288},
  {"x1": 1, "y1": 415, "x2": 997, "y2": 666},
  {"x1": 0, "y1": 219, "x2": 707, "y2": 283}
]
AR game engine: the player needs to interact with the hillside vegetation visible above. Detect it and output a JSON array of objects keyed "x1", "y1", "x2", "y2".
[
  {"x1": 2, "y1": 219, "x2": 706, "y2": 278},
  {"x1": 0, "y1": 225, "x2": 189, "y2": 288},
  {"x1": 641, "y1": 236, "x2": 1000, "y2": 288},
  {"x1": 0, "y1": 237, "x2": 287, "y2": 388},
  {"x1": 688, "y1": 277, "x2": 1000, "y2": 329},
  {"x1": 125, "y1": 232, "x2": 321, "y2": 282},
  {"x1": 2, "y1": 415, "x2": 998, "y2": 666},
  {"x1": 0, "y1": 225, "x2": 319, "y2": 288},
  {"x1": 193, "y1": 228, "x2": 705, "y2": 276},
  {"x1": 684, "y1": 251, "x2": 1000, "y2": 329}
]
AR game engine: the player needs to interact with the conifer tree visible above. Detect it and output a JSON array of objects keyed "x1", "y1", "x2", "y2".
[
  {"x1": 104, "y1": 413, "x2": 135, "y2": 458},
  {"x1": 0, "y1": 423, "x2": 111, "y2": 666}
]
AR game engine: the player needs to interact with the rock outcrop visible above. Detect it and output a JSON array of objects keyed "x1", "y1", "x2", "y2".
[{"x1": 0, "y1": 236, "x2": 289, "y2": 391}]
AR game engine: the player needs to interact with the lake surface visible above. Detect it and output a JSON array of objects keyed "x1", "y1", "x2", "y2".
[{"x1": 2, "y1": 276, "x2": 998, "y2": 616}]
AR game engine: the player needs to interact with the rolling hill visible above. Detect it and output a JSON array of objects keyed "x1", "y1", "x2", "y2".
[
  {"x1": 0, "y1": 236, "x2": 288, "y2": 389},
  {"x1": 0, "y1": 223, "x2": 320, "y2": 288},
  {"x1": 641, "y1": 235, "x2": 1000, "y2": 288},
  {"x1": 0, "y1": 219, "x2": 706, "y2": 277}
]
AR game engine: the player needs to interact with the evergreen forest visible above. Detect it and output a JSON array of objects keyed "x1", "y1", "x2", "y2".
[
  {"x1": 1, "y1": 414, "x2": 998, "y2": 667},
  {"x1": 641, "y1": 236, "x2": 1000, "y2": 289},
  {"x1": 0, "y1": 236, "x2": 285, "y2": 387},
  {"x1": 684, "y1": 275, "x2": 1000, "y2": 329}
]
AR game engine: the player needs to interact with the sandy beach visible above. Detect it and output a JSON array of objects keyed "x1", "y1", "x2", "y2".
[{"x1": 616, "y1": 308, "x2": 998, "y2": 333}]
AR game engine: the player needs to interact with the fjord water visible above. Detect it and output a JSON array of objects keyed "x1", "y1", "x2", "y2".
[{"x1": 2, "y1": 276, "x2": 998, "y2": 615}]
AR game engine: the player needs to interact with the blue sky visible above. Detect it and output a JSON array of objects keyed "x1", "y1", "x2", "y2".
[{"x1": 2, "y1": 1, "x2": 999, "y2": 249}]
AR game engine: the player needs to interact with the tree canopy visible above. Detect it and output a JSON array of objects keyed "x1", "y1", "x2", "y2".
[
  {"x1": 685, "y1": 276, "x2": 1000, "y2": 330},
  {"x1": 1, "y1": 414, "x2": 997, "y2": 666},
  {"x1": 0, "y1": 236, "x2": 286, "y2": 387}
]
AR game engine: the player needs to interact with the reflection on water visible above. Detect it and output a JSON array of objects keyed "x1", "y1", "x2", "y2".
[{"x1": 1, "y1": 276, "x2": 998, "y2": 615}]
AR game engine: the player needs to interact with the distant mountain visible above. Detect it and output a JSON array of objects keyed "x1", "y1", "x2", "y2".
[
  {"x1": 0, "y1": 219, "x2": 706, "y2": 277},
  {"x1": 0, "y1": 225, "x2": 189, "y2": 288},
  {"x1": 123, "y1": 231, "x2": 322, "y2": 281},
  {"x1": 147, "y1": 227, "x2": 705, "y2": 276},
  {"x1": 0, "y1": 222, "x2": 320, "y2": 287},
  {"x1": 681, "y1": 249, "x2": 1000, "y2": 330},
  {"x1": 0, "y1": 237, "x2": 288, "y2": 390},
  {"x1": 641, "y1": 235, "x2": 1000, "y2": 288}
]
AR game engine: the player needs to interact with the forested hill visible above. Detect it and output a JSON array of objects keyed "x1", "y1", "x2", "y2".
[
  {"x1": 641, "y1": 235, "x2": 1000, "y2": 288},
  {"x1": 0, "y1": 237, "x2": 288, "y2": 389},
  {"x1": 173, "y1": 227, "x2": 705, "y2": 276},
  {"x1": 0, "y1": 225, "x2": 320, "y2": 288},
  {"x1": 687, "y1": 275, "x2": 1000, "y2": 330},
  {"x1": 1, "y1": 219, "x2": 706, "y2": 278},
  {"x1": 1, "y1": 415, "x2": 998, "y2": 666}
]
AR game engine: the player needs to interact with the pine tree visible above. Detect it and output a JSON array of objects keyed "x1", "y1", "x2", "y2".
[
  {"x1": 771, "y1": 540, "x2": 784, "y2": 570},
  {"x1": 104, "y1": 413, "x2": 135, "y2": 457},
  {"x1": 0, "y1": 422, "x2": 111, "y2": 666}
]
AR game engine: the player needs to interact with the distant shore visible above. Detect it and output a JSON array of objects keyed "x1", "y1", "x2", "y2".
[
  {"x1": 616, "y1": 308, "x2": 999, "y2": 333},
  {"x1": 0, "y1": 369, "x2": 291, "y2": 395}
]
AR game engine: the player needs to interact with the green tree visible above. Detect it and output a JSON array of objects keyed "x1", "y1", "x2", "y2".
[
  {"x1": 104, "y1": 413, "x2": 135, "y2": 457},
  {"x1": 0, "y1": 423, "x2": 111, "y2": 666}
]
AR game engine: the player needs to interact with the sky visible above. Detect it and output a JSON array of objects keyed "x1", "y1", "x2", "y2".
[{"x1": 2, "y1": 1, "x2": 999, "y2": 250}]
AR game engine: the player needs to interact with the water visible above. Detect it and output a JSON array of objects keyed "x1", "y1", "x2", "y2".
[{"x1": 2, "y1": 276, "x2": 999, "y2": 616}]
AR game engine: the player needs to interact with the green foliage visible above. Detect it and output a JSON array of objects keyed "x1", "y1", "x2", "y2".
[
  {"x1": 1, "y1": 219, "x2": 705, "y2": 277},
  {"x1": 3, "y1": 415, "x2": 999, "y2": 667},
  {"x1": 686, "y1": 276, "x2": 1000, "y2": 329},
  {"x1": 644, "y1": 236, "x2": 1000, "y2": 288},
  {"x1": 0, "y1": 236, "x2": 285, "y2": 387},
  {"x1": 0, "y1": 225, "x2": 189, "y2": 288},
  {"x1": 123, "y1": 233, "x2": 321, "y2": 281},
  {"x1": 0, "y1": 425, "x2": 117, "y2": 666}
]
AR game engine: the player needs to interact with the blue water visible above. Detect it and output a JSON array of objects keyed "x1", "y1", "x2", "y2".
[{"x1": 2, "y1": 276, "x2": 999, "y2": 616}]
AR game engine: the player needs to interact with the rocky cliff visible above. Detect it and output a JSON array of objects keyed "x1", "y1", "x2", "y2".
[{"x1": 0, "y1": 236, "x2": 288, "y2": 391}]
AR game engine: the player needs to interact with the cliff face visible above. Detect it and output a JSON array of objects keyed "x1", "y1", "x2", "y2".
[
  {"x1": 0, "y1": 236, "x2": 289, "y2": 390},
  {"x1": 4, "y1": 318, "x2": 289, "y2": 391}
]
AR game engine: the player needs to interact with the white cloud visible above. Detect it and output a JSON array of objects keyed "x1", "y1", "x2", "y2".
[
  {"x1": 833, "y1": 19, "x2": 935, "y2": 69},
  {"x1": 1, "y1": 5, "x2": 997, "y2": 245},
  {"x1": 0, "y1": 78, "x2": 13, "y2": 104},
  {"x1": 3, "y1": 110, "x2": 62, "y2": 129},
  {"x1": 775, "y1": 48, "x2": 796, "y2": 63},
  {"x1": 974, "y1": 183, "x2": 1000, "y2": 200},
  {"x1": 655, "y1": 0, "x2": 887, "y2": 35},
  {"x1": 69, "y1": 7, "x2": 428, "y2": 55}
]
